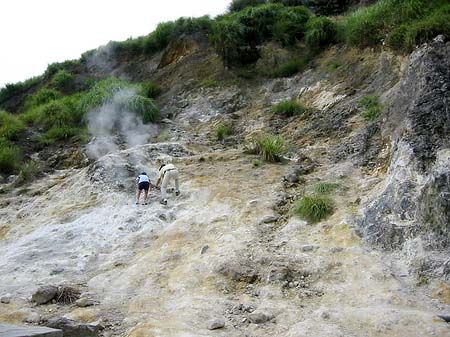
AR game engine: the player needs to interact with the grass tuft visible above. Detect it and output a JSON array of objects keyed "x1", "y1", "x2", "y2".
[
  {"x1": 359, "y1": 94, "x2": 383, "y2": 121},
  {"x1": 292, "y1": 195, "x2": 334, "y2": 223},
  {"x1": 271, "y1": 99, "x2": 306, "y2": 117},
  {"x1": 215, "y1": 123, "x2": 233, "y2": 141}
]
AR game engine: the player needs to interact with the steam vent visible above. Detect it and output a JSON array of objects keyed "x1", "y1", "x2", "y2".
[{"x1": 1, "y1": 1, "x2": 450, "y2": 336}]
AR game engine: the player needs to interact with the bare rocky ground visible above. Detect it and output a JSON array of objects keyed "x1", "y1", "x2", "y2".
[{"x1": 0, "y1": 35, "x2": 449, "y2": 336}]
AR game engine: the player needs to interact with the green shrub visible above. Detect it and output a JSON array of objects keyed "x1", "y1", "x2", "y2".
[
  {"x1": 359, "y1": 94, "x2": 383, "y2": 120},
  {"x1": 229, "y1": 0, "x2": 267, "y2": 12},
  {"x1": 292, "y1": 195, "x2": 334, "y2": 223},
  {"x1": 272, "y1": 6, "x2": 311, "y2": 45},
  {"x1": 215, "y1": 123, "x2": 233, "y2": 141},
  {"x1": 305, "y1": 16, "x2": 338, "y2": 53},
  {"x1": 44, "y1": 60, "x2": 80, "y2": 77},
  {"x1": 315, "y1": 182, "x2": 339, "y2": 194},
  {"x1": 51, "y1": 70, "x2": 75, "y2": 89},
  {"x1": 343, "y1": 0, "x2": 447, "y2": 49},
  {"x1": 271, "y1": 99, "x2": 306, "y2": 116},
  {"x1": 270, "y1": 58, "x2": 310, "y2": 77},
  {"x1": 0, "y1": 111, "x2": 26, "y2": 140},
  {"x1": 38, "y1": 126, "x2": 87, "y2": 144},
  {"x1": 17, "y1": 160, "x2": 41, "y2": 184},
  {"x1": 270, "y1": 0, "x2": 304, "y2": 6},
  {"x1": 25, "y1": 88, "x2": 63, "y2": 109},
  {"x1": 256, "y1": 134, "x2": 285, "y2": 162},
  {"x1": 387, "y1": 5, "x2": 450, "y2": 52},
  {"x1": 141, "y1": 81, "x2": 162, "y2": 98},
  {"x1": 126, "y1": 95, "x2": 160, "y2": 123},
  {"x1": 0, "y1": 143, "x2": 21, "y2": 174},
  {"x1": 0, "y1": 76, "x2": 41, "y2": 105}
]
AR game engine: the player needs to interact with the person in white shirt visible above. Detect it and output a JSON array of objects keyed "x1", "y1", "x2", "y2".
[
  {"x1": 155, "y1": 163, "x2": 180, "y2": 205},
  {"x1": 136, "y1": 172, "x2": 151, "y2": 205}
]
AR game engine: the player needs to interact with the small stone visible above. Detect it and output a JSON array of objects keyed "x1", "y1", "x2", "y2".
[
  {"x1": 207, "y1": 318, "x2": 225, "y2": 330},
  {"x1": 32, "y1": 286, "x2": 58, "y2": 305},
  {"x1": 1, "y1": 295, "x2": 11, "y2": 304},
  {"x1": 248, "y1": 312, "x2": 274, "y2": 324},
  {"x1": 50, "y1": 267, "x2": 65, "y2": 275},
  {"x1": 301, "y1": 245, "x2": 318, "y2": 252},
  {"x1": 75, "y1": 297, "x2": 95, "y2": 307},
  {"x1": 24, "y1": 312, "x2": 41, "y2": 324},
  {"x1": 201, "y1": 245, "x2": 209, "y2": 254},
  {"x1": 260, "y1": 215, "x2": 280, "y2": 224},
  {"x1": 330, "y1": 247, "x2": 344, "y2": 253}
]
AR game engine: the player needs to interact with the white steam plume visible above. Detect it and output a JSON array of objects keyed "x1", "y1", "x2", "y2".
[{"x1": 86, "y1": 89, "x2": 159, "y2": 160}]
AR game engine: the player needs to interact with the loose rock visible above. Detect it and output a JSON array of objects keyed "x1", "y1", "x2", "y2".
[
  {"x1": 31, "y1": 286, "x2": 58, "y2": 305},
  {"x1": 207, "y1": 318, "x2": 225, "y2": 330},
  {"x1": 46, "y1": 317, "x2": 100, "y2": 337},
  {"x1": 248, "y1": 311, "x2": 274, "y2": 324}
]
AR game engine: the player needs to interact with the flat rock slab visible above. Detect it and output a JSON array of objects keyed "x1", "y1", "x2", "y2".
[{"x1": 0, "y1": 323, "x2": 62, "y2": 337}]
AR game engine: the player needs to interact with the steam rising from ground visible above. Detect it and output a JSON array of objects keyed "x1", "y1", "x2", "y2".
[{"x1": 86, "y1": 89, "x2": 158, "y2": 160}]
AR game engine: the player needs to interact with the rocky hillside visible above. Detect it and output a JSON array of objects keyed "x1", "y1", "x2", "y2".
[{"x1": 0, "y1": 1, "x2": 450, "y2": 336}]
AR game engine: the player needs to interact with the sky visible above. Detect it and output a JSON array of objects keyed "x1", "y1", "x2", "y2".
[{"x1": 0, "y1": 0, "x2": 231, "y2": 88}]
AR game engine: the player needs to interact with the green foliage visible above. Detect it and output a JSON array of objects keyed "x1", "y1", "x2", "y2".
[
  {"x1": 270, "y1": 58, "x2": 310, "y2": 77},
  {"x1": 215, "y1": 123, "x2": 233, "y2": 141},
  {"x1": 270, "y1": 0, "x2": 304, "y2": 6},
  {"x1": 271, "y1": 99, "x2": 306, "y2": 116},
  {"x1": 0, "y1": 141, "x2": 21, "y2": 174},
  {"x1": 359, "y1": 94, "x2": 383, "y2": 120},
  {"x1": 51, "y1": 70, "x2": 75, "y2": 89},
  {"x1": 386, "y1": 4, "x2": 450, "y2": 52},
  {"x1": 141, "y1": 81, "x2": 162, "y2": 98},
  {"x1": 292, "y1": 195, "x2": 334, "y2": 223},
  {"x1": 343, "y1": 0, "x2": 448, "y2": 49},
  {"x1": 212, "y1": 4, "x2": 309, "y2": 65},
  {"x1": 255, "y1": 134, "x2": 285, "y2": 162},
  {"x1": 272, "y1": 6, "x2": 312, "y2": 45},
  {"x1": 126, "y1": 95, "x2": 160, "y2": 123},
  {"x1": 0, "y1": 76, "x2": 41, "y2": 105},
  {"x1": 305, "y1": 16, "x2": 338, "y2": 53},
  {"x1": 79, "y1": 77, "x2": 134, "y2": 112},
  {"x1": 38, "y1": 127, "x2": 87, "y2": 145},
  {"x1": 229, "y1": 0, "x2": 267, "y2": 12},
  {"x1": 0, "y1": 111, "x2": 26, "y2": 140},
  {"x1": 17, "y1": 160, "x2": 41, "y2": 184},
  {"x1": 44, "y1": 60, "x2": 80, "y2": 77},
  {"x1": 112, "y1": 16, "x2": 213, "y2": 56},
  {"x1": 25, "y1": 88, "x2": 63, "y2": 109},
  {"x1": 315, "y1": 182, "x2": 339, "y2": 194}
]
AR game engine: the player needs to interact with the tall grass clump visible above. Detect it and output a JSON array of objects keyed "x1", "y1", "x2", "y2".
[
  {"x1": 343, "y1": 0, "x2": 448, "y2": 49},
  {"x1": 0, "y1": 111, "x2": 26, "y2": 140},
  {"x1": 25, "y1": 88, "x2": 63, "y2": 110},
  {"x1": 51, "y1": 69, "x2": 75, "y2": 89},
  {"x1": 305, "y1": 16, "x2": 338, "y2": 53},
  {"x1": 359, "y1": 94, "x2": 383, "y2": 120},
  {"x1": 272, "y1": 6, "x2": 311, "y2": 46},
  {"x1": 270, "y1": 58, "x2": 310, "y2": 77},
  {"x1": 292, "y1": 195, "x2": 334, "y2": 223},
  {"x1": 0, "y1": 141, "x2": 21, "y2": 175},
  {"x1": 215, "y1": 123, "x2": 233, "y2": 141},
  {"x1": 141, "y1": 81, "x2": 162, "y2": 98},
  {"x1": 254, "y1": 134, "x2": 285, "y2": 162},
  {"x1": 17, "y1": 160, "x2": 41, "y2": 184},
  {"x1": 271, "y1": 99, "x2": 306, "y2": 116},
  {"x1": 315, "y1": 182, "x2": 339, "y2": 194}
]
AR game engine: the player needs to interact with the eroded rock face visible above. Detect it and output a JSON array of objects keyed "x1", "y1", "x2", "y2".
[{"x1": 359, "y1": 38, "x2": 450, "y2": 280}]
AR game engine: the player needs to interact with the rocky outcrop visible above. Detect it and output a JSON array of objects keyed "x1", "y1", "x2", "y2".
[{"x1": 359, "y1": 37, "x2": 450, "y2": 281}]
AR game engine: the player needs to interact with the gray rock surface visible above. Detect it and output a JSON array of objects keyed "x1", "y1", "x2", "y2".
[
  {"x1": 207, "y1": 318, "x2": 225, "y2": 330},
  {"x1": 46, "y1": 317, "x2": 100, "y2": 337},
  {"x1": 31, "y1": 286, "x2": 58, "y2": 305},
  {"x1": 0, "y1": 323, "x2": 62, "y2": 337}
]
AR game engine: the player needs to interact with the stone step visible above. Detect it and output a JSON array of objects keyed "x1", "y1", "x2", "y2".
[{"x1": 0, "y1": 323, "x2": 62, "y2": 337}]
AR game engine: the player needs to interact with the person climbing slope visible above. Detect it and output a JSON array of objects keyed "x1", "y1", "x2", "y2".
[
  {"x1": 155, "y1": 162, "x2": 180, "y2": 205},
  {"x1": 136, "y1": 172, "x2": 151, "y2": 205}
]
